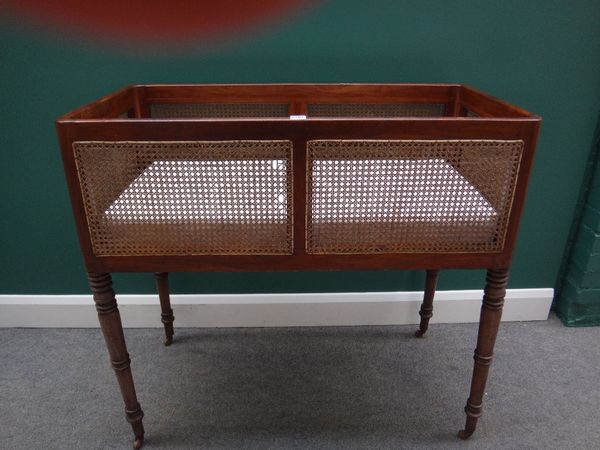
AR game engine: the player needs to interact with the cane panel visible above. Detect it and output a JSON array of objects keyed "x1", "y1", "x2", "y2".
[
  {"x1": 73, "y1": 140, "x2": 293, "y2": 256},
  {"x1": 150, "y1": 103, "x2": 290, "y2": 118},
  {"x1": 307, "y1": 103, "x2": 444, "y2": 117},
  {"x1": 307, "y1": 140, "x2": 523, "y2": 254}
]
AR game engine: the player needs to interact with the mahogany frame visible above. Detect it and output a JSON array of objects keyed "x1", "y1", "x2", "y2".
[
  {"x1": 56, "y1": 84, "x2": 541, "y2": 448},
  {"x1": 57, "y1": 84, "x2": 540, "y2": 273}
]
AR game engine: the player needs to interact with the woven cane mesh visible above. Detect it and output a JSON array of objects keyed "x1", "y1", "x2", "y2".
[
  {"x1": 307, "y1": 140, "x2": 523, "y2": 254},
  {"x1": 307, "y1": 103, "x2": 444, "y2": 117},
  {"x1": 73, "y1": 140, "x2": 293, "y2": 256},
  {"x1": 150, "y1": 103, "x2": 289, "y2": 118}
]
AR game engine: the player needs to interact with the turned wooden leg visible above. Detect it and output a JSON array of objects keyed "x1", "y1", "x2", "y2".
[
  {"x1": 458, "y1": 268, "x2": 508, "y2": 439},
  {"x1": 88, "y1": 273, "x2": 145, "y2": 449},
  {"x1": 415, "y1": 269, "x2": 440, "y2": 337},
  {"x1": 154, "y1": 272, "x2": 174, "y2": 346}
]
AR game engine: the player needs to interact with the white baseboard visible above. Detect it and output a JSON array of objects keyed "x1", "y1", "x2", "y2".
[{"x1": 0, "y1": 288, "x2": 553, "y2": 328}]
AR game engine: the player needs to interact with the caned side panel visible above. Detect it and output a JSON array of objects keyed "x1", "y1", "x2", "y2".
[
  {"x1": 307, "y1": 103, "x2": 445, "y2": 117},
  {"x1": 150, "y1": 103, "x2": 290, "y2": 118},
  {"x1": 73, "y1": 140, "x2": 293, "y2": 256},
  {"x1": 306, "y1": 140, "x2": 523, "y2": 254}
]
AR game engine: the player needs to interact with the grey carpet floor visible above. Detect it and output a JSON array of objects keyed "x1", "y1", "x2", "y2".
[{"x1": 1, "y1": 313, "x2": 599, "y2": 450}]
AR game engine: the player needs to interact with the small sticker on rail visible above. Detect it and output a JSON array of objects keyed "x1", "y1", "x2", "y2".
[{"x1": 289, "y1": 115, "x2": 307, "y2": 120}]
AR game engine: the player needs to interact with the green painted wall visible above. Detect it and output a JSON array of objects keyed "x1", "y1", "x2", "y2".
[{"x1": 1, "y1": 0, "x2": 599, "y2": 295}]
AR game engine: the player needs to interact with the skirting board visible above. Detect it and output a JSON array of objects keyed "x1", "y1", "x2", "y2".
[{"x1": 0, "y1": 288, "x2": 552, "y2": 328}]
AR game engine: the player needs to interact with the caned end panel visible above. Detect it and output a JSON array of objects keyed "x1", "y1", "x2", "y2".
[
  {"x1": 73, "y1": 140, "x2": 293, "y2": 256},
  {"x1": 306, "y1": 139, "x2": 523, "y2": 254}
]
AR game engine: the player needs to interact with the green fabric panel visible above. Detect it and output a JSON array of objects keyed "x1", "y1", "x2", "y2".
[
  {"x1": 554, "y1": 91, "x2": 600, "y2": 325},
  {"x1": 561, "y1": 280, "x2": 600, "y2": 305},
  {"x1": 576, "y1": 226, "x2": 600, "y2": 256},
  {"x1": 566, "y1": 263, "x2": 600, "y2": 290},
  {"x1": 581, "y1": 206, "x2": 600, "y2": 233},
  {"x1": 1, "y1": 0, "x2": 600, "y2": 294},
  {"x1": 587, "y1": 183, "x2": 600, "y2": 212},
  {"x1": 571, "y1": 244, "x2": 600, "y2": 273},
  {"x1": 555, "y1": 300, "x2": 600, "y2": 327}
]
